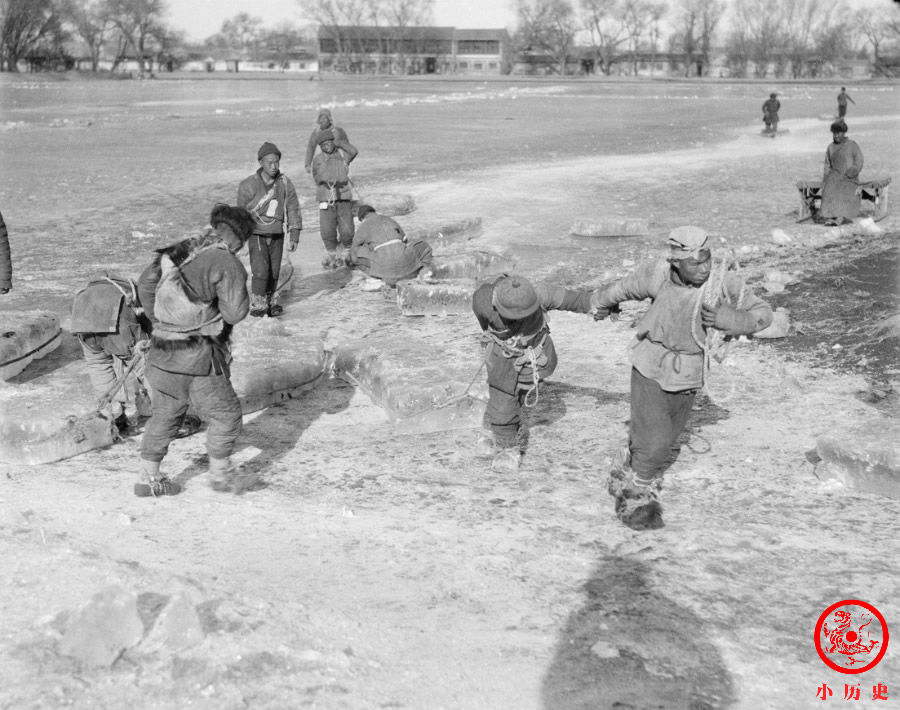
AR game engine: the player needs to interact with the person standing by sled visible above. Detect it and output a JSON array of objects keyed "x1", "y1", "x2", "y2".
[
  {"x1": 135, "y1": 204, "x2": 254, "y2": 497},
  {"x1": 237, "y1": 141, "x2": 303, "y2": 317},
  {"x1": 472, "y1": 275, "x2": 601, "y2": 474},
  {"x1": 589, "y1": 226, "x2": 773, "y2": 531},
  {"x1": 762, "y1": 92, "x2": 780, "y2": 136}
]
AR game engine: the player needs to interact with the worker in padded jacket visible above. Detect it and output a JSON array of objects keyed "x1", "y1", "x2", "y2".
[
  {"x1": 589, "y1": 225, "x2": 773, "y2": 531},
  {"x1": 472, "y1": 274, "x2": 599, "y2": 475},
  {"x1": 135, "y1": 204, "x2": 253, "y2": 498}
]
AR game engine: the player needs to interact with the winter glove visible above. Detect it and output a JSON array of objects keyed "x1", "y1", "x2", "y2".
[{"x1": 701, "y1": 303, "x2": 757, "y2": 334}]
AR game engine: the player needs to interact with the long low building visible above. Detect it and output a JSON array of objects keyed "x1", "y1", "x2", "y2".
[{"x1": 317, "y1": 26, "x2": 511, "y2": 75}]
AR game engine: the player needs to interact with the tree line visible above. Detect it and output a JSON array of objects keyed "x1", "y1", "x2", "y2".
[{"x1": 2, "y1": 0, "x2": 898, "y2": 77}]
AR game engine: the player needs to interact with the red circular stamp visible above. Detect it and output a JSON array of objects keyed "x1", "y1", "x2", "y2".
[{"x1": 815, "y1": 600, "x2": 889, "y2": 674}]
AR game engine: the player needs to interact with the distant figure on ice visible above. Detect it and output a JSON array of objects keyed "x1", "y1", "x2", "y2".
[
  {"x1": 762, "y1": 92, "x2": 780, "y2": 136},
  {"x1": 349, "y1": 204, "x2": 433, "y2": 289},
  {"x1": 589, "y1": 226, "x2": 773, "y2": 531},
  {"x1": 818, "y1": 120, "x2": 864, "y2": 226},
  {"x1": 837, "y1": 87, "x2": 855, "y2": 119},
  {"x1": 0, "y1": 210, "x2": 11, "y2": 294},
  {"x1": 135, "y1": 204, "x2": 254, "y2": 498},
  {"x1": 304, "y1": 108, "x2": 351, "y2": 174},
  {"x1": 311, "y1": 130, "x2": 359, "y2": 269},
  {"x1": 472, "y1": 274, "x2": 603, "y2": 474},
  {"x1": 237, "y1": 141, "x2": 303, "y2": 318}
]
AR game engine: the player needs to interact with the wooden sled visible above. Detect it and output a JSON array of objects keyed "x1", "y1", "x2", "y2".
[{"x1": 795, "y1": 177, "x2": 892, "y2": 222}]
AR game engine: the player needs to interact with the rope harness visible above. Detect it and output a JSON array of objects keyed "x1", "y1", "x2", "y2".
[
  {"x1": 483, "y1": 329, "x2": 549, "y2": 409},
  {"x1": 689, "y1": 254, "x2": 745, "y2": 404}
]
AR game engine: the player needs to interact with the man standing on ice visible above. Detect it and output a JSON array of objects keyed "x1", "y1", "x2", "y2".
[
  {"x1": 135, "y1": 204, "x2": 254, "y2": 497},
  {"x1": 589, "y1": 226, "x2": 773, "y2": 530},
  {"x1": 237, "y1": 142, "x2": 303, "y2": 318},
  {"x1": 304, "y1": 108, "x2": 351, "y2": 174},
  {"x1": 312, "y1": 130, "x2": 358, "y2": 269}
]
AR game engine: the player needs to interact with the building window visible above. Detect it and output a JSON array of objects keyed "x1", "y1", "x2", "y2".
[
  {"x1": 489, "y1": 62, "x2": 497, "y2": 69},
  {"x1": 474, "y1": 63, "x2": 482, "y2": 70},
  {"x1": 459, "y1": 62, "x2": 468, "y2": 69},
  {"x1": 457, "y1": 39, "x2": 499, "y2": 54}
]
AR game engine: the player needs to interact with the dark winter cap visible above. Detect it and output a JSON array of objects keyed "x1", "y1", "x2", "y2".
[
  {"x1": 356, "y1": 204, "x2": 376, "y2": 221},
  {"x1": 830, "y1": 120, "x2": 848, "y2": 134},
  {"x1": 492, "y1": 277, "x2": 539, "y2": 320},
  {"x1": 257, "y1": 141, "x2": 281, "y2": 160},
  {"x1": 318, "y1": 108, "x2": 332, "y2": 120},
  {"x1": 770, "y1": 92, "x2": 777, "y2": 98},
  {"x1": 317, "y1": 129, "x2": 335, "y2": 145}
]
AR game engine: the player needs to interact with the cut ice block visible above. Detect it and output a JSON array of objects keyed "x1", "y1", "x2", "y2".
[
  {"x1": 230, "y1": 319, "x2": 327, "y2": 414},
  {"x1": 396, "y1": 281, "x2": 474, "y2": 317},
  {"x1": 429, "y1": 251, "x2": 516, "y2": 280},
  {"x1": 329, "y1": 338, "x2": 486, "y2": 433},
  {"x1": 815, "y1": 418, "x2": 900, "y2": 499},
  {"x1": 570, "y1": 218, "x2": 649, "y2": 237},
  {"x1": 0, "y1": 310, "x2": 61, "y2": 381},
  {"x1": 355, "y1": 192, "x2": 415, "y2": 217},
  {"x1": 0, "y1": 333, "x2": 117, "y2": 465},
  {"x1": 405, "y1": 216, "x2": 483, "y2": 243}
]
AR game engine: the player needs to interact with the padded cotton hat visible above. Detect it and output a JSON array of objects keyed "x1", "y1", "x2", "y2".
[
  {"x1": 257, "y1": 141, "x2": 281, "y2": 160},
  {"x1": 492, "y1": 277, "x2": 540, "y2": 319},
  {"x1": 318, "y1": 108, "x2": 332, "y2": 120},
  {"x1": 667, "y1": 226, "x2": 709, "y2": 257}
]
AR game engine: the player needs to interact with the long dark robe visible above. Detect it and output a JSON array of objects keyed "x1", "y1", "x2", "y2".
[{"x1": 819, "y1": 138, "x2": 864, "y2": 222}]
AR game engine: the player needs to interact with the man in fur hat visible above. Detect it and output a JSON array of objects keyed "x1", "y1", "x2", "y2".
[
  {"x1": 589, "y1": 226, "x2": 773, "y2": 530},
  {"x1": 135, "y1": 204, "x2": 254, "y2": 497},
  {"x1": 472, "y1": 274, "x2": 601, "y2": 474},
  {"x1": 237, "y1": 141, "x2": 303, "y2": 317}
]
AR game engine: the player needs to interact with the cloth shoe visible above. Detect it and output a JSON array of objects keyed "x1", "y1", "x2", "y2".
[
  {"x1": 491, "y1": 447, "x2": 520, "y2": 474},
  {"x1": 268, "y1": 303, "x2": 284, "y2": 317},
  {"x1": 134, "y1": 459, "x2": 181, "y2": 497},
  {"x1": 613, "y1": 478, "x2": 664, "y2": 531},
  {"x1": 321, "y1": 251, "x2": 340, "y2": 270},
  {"x1": 249, "y1": 293, "x2": 268, "y2": 317}
]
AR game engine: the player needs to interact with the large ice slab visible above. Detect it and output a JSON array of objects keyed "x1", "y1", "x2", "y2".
[
  {"x1": 570, "y1": 218, "x2": 649, "y2": 237},
  {"x1": 0, "y1": 310, "x2": 61, "y2": 381},
  {"x1": 396, "y1": 281, "x2": 474, "y2": 317},
  {"x1": 0, "y1": 334, "x2": 117, "y2": 465},
  {"x1": 329, "y1": 337, "x2": 486, "y2": 433},
  {"x1": 815, "y1": 418, "x2": 900, "y2": 499},
  {"x1": 429, "y1": 250, "x2": 516, "y2": 280},
  {"x1": 230, "y1": 318, "x2": 326, "y2": 414}
]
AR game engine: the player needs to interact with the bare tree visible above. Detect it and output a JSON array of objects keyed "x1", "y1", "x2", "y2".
[
  {"x1": 59, "y1": 0, "x2": 111, "y2": 71},
  {"x1": 103, "y1": 0, "x2": 168, "y2": 76},
  {"x1": 515, "y1": 0, "x2": 577, "y2": 75},
  {"x1": 1, "y1": 0, "x2": 62, "y2": 71},
  {"x1": 856, "y1": 3, "x2": 900, "y2": 72},
  {"x1": 580, "y1": 0, "x2": 627, "y2": 75},
  {"x1": 672, "y1": 0, "x2": 723, "y2": 77},
  {"x1": 297, "y1": 0, "x2": 374, "y2": 71},
  {"x1": 621, "y1": 0, "x2": 656, "y2": 75},
  {"x1": 220, "y1": 12, "x2": 262, "y2": 55}
]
